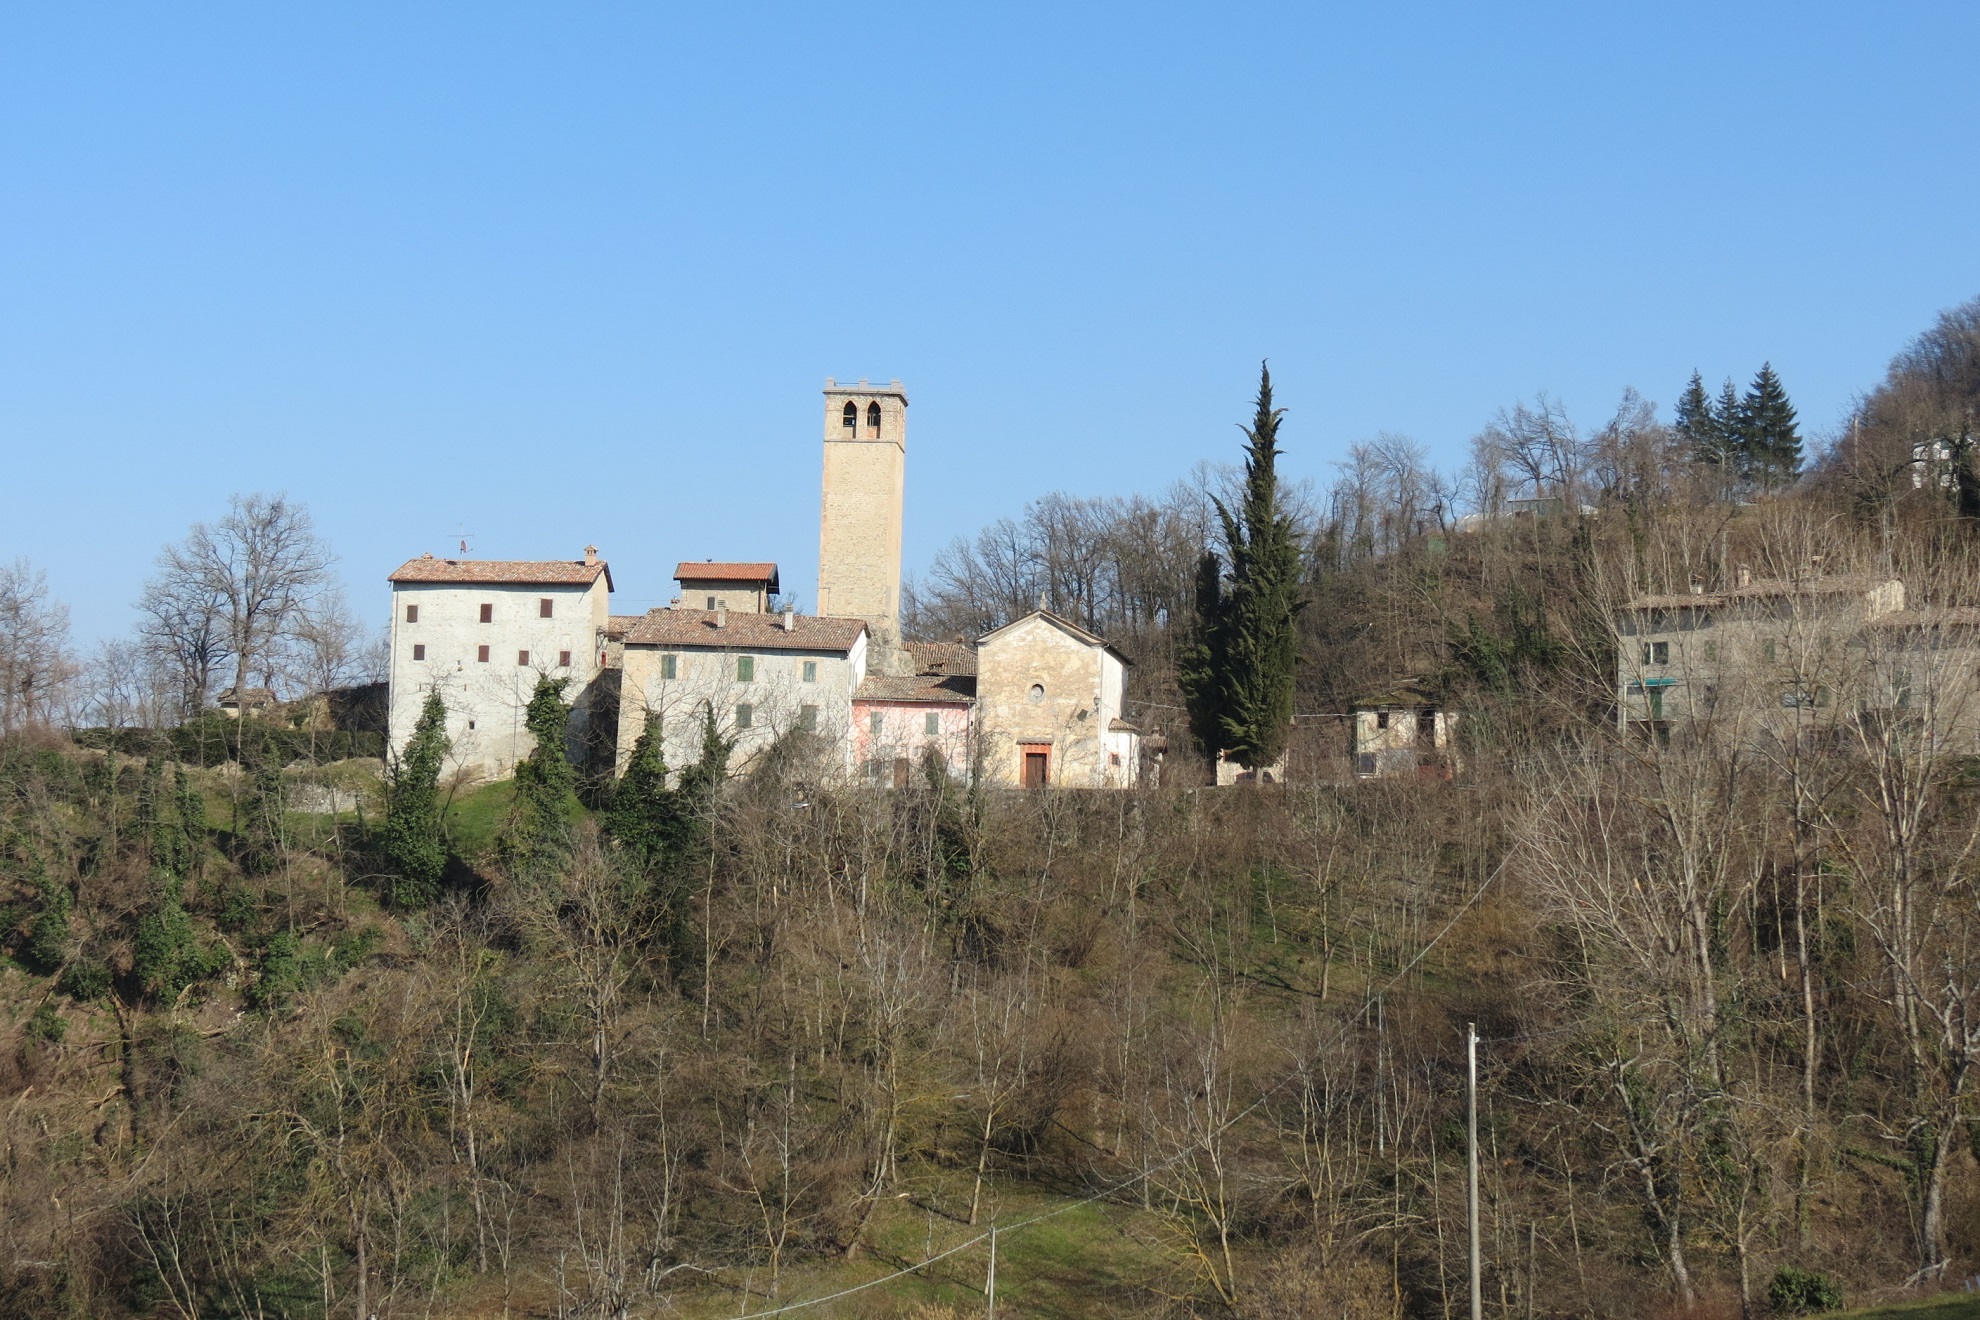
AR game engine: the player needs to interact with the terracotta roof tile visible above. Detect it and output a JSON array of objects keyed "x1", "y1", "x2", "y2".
[
  {"x1": 855, "y1": 673, "x2": 977, "y2": 703},
  {"x1": 605, "y1": 615, "x2": 643, "y2": 640},
  {"x1": 624, "y1": 609, "x2": 866, "y2": 653},
  {"x1": 908, "y1": 641, "x2": 978, "y2": 677},
  {"x1": 389, "y1": 554, "x2": 611, "y2": 589},
  {"x1": 674, "y1": 562, "x2": 780, "y2": 586}
]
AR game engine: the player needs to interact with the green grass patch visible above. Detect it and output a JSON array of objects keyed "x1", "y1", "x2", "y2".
[
  {"x1": 1845, "y1": 1294, "x2": 1980, "y2": 1319},
  {"x1": 445, "y1": 779, "x2": 516, "y2": 858}
]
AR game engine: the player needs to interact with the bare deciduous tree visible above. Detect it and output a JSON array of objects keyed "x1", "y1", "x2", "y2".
[{"x1": 0, "y1": 557, "x2": 78, "y2": 732}]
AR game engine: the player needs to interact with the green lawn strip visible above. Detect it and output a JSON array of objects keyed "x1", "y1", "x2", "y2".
[
  {"x1": 1844, "y1": 1294, "x2": 1980, "y2": 1319},
  {"x1": 444, "y1": 778, "x2": 516, "y2": 857}
]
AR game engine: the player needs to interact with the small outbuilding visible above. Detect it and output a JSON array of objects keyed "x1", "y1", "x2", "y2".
[{"x1": 1352, "y1": 683, "x2": 1459, "y2": 780}]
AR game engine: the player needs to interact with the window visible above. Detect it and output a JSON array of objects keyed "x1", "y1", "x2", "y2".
[
  {"x1": 736, "y1": 655, "x2": 755, "y2": 681},
  {"x1": 735, "y1": 703, "x2": 753, "y2": 730},
  {"x1": 1763, "y1": 640, "x2": 1777, "y2": 663},
  {"x1": 866, "y1": 400, "x2": 882, "y2": 436},
  {"x1": 477, "y1": 645, "x2": 490, "y2": 663},
  {"x1": 480, "y1": 603, "x2": 493, "y2": 623},
  {"x1": 540, "y1": 598, "x2": 554, "y2": 619},
  {"x1": 870, "y1": 710, "x2": 884, "y2": 737},
  {"x1": 661, "y1": 654, "x2": 677, "y2": 680},
  {"x1": 1357, "y1": 752, "x2": 1377, "y2": 776},
  {"x1": 412, "y1": 644, "x2": 426, "y2": 661},
  {"x1": 925, "y1": 711, "x2": 940, "y2": 736},
  {"x1": 842, "y1": 400, "x2": 857, "y2": 431},
  {"x1": 706, "y1": 596, "x2": 717, "y2": 610},
  {"x1": 517, "y1": 650, "x2": 530, "y2": 666},
  {"x1": 1028, "y1": 683, "x2": 1045, "y2": 703},
  {"x1": 802, "y1": 660, "x2": 817, "y2": 683},
  {"x1": 467, "y1": 719, "x2": 476, "y2": 730},
  {"x1": 1652, "y1": 641, "x2": 1669, "y2": 664},
  {"x1": 1703, "y1": 642, "x2": 1717, "y2": 662},
  {"x1": 405, "y1": 604, "x2": 419, "y2": 623},
  {"x1": 799, "y1": 704, "x2": 818, "y2": 731},
  {"x1": 1376, "y1": 711, "x2": 1390, "y2": 730},
  {"x1": 1641, "y1": 643, "x2": 1652, "y2": 665},
  {"x1": 559, "y1": 650, "x2": 572, "y2": 667}
]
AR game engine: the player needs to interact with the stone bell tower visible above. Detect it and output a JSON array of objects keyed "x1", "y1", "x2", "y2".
[{"x1": 818, "y1": 378, "x2": 908, "y2": 674}]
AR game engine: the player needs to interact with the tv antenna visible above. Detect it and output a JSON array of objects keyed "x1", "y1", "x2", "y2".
[{"x1": 453, "y1": 523, "x2": 477, "y2": 556}]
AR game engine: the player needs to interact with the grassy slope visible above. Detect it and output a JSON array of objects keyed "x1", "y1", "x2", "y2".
[{"x1": 1846, "y1": 1296, "x2": 1980, "y2": 1319}]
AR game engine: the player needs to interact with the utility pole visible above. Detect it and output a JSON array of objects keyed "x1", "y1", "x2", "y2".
[
  {"x1": 985, "y1": 1224, "x2": 998, "y2": 1319},
  {"x1": 1467, "y1": 1022, "x2": 1482, "y2": 1320}
]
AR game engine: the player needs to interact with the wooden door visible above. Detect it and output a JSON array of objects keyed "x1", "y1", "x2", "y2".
[{"x1": 1021, "y1": 745, "x2": 1050, "y2": 788}]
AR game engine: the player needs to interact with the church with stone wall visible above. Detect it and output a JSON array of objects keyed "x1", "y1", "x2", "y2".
[{"x1": 385, "y1": 379, "x2": 1141, "y2": 788}]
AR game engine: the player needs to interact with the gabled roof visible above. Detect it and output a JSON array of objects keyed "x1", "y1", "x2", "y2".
[
  {"x1": 976, "y1": 609, "x2": 1132, "y2": 666},
  {"x1": 389, "y1": 553, "x2": 612, "y2": 590},
  {"x1": 624, "y1": 609, "x2": 866, "y2": 653},
  {"x1": 675, "y1": 562, "x2": 780, "y2": 592},
  {"x1": 1355, "y1": 681, "x2": 1441, "y2": 710}
]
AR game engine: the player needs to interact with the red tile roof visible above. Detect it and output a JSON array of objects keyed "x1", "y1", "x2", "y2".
[
  {"x1": 674, "y1": 561, "x2": 780, "y2": 586},
  {"x1": 605, "y1": 615, "x2": 643, "y2": 640},
  {"x1": 908, "y1": 641, "x2": 978, "y2": 677},
  {"x1": 855, "y1": 673, "x2": 977, "y2": 704},
  {"x1": 624, "y1": 609, "x2": 866, "y2": 653},
  {"x1": 389, "y1": 554, "x2": 611, "y2": 589}
]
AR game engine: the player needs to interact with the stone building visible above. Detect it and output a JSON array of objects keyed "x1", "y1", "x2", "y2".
[
  {"x1": 384, "y1": 378, "x2": 1148, "y2": 790},
  {"x1": 818, "y1": 380, "x2": 909, "y2": 675},
  {"x1": 1352, "y1": 684, "x2": 1459, "y2": 779},
  {"x1": 615, "y1": 607, "x2": 868, "y2": 779},
  {"x1": 974, "y1": 610, "x2": 1139, "y2": 788},
  {"x1": 1616, "y1": 570, "x2": 1906, "y2": 738},
  {"x1": 674, "y1": 562, "x2": 780, "y2": 613},
  {"x1": 386, "y1": 549, "x2": 613, "y2": 781}
]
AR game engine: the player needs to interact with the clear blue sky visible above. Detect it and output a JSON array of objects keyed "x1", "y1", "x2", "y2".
[{"x1": 5, "y1": 3, "x2": 1978, "y2": 641}]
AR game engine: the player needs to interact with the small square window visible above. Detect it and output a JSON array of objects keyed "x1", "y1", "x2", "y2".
[
  {"x1": 559, "y1": 650, "x2": 572, "y2": 667},
  {"x1": 539, "y1": 598, "x2": 554, "y2": 619},
  {"x1": 802, "y1": 660, "x2": 817, "y2": 683},
  {"x1": 517, "y1": 650, "x2": 530, "y2": 666},
  {"x1": 412, "y1": 644, "x2": 426, "y2": 661},
  {"x1": 706, "y1": 595, "x2": 717, "y2": 611},
  {"x1": 799, "y1": 704, "x2": 818, "y2": 731},
  {"x1": 735, "y1": 703, "x2": 753, "y2": 730},
  {"x1": 1376, "y1": 711, "x2": 1390, "y2": 730},
  {"x1": 479, "y1": 603, "x2": 493, "y2": 624},
  {"x1": 467, "y1": 719, "x2": 476, "y2": 730},
  {"x1": 736, "y1": 655, "x2": 754, "y2": 682},
  {"x1": 661, "y1": 654, "x2": 677, "y2": 680},
  {"x1": 1652, "y1": 641, "x2": 1669, "y2": 664},
  {"x1": 477, "y1": 645, "x2": 490, "y2": 663},
  {"x1": 405, "y1": 604, "x2": 419, "y2": 623},
  {"x1": 925, "y1": 711, "x2": 940, "y2": 736}
]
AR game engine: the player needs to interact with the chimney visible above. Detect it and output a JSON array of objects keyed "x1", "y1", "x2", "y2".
[
  {"x1": 781, "y1": 608, "x2": 796, "y2": 632},
  {"x1": 714, "y1": 608, "x2": 728, "y2": 629},
  {"x1": 584, "y1": 545, "x2": 599, "y2": 567},
  {"x1": 1737, "y1": 564, "x2": 1752, "y2": 589}
]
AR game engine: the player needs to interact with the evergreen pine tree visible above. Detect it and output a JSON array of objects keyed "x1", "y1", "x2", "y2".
[
  {"x1": 1212, "y1": 363, "x2": 1304, "y2": 770},
  {"x1": 1714, "y1": 378, "x2": 1751, "y2": 484},
  {"x1": 1177, "y1": 550, "x2": 1229, "y2": 762},
  {"x1": 1742, "y1": 362, "x2": 1802, "y2": 489},
  {"x1": 1675, "y1": 371, "x2": 1729, "y2": 469},
  {"x1": 505, "y1": 676, "x2": 577, "y2": 869},
  {"x1": 379, "y1": 689, "x2": 450, "y2": 908}
]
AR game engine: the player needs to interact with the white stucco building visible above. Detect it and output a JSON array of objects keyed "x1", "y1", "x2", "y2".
[{"x1": 386, "y1": 549, "x2": 613, "y2": 782}]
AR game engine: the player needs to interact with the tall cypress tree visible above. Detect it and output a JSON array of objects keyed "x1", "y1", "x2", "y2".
[
  {"x1": 380, "y1": 690, "x2": 450, "y2": 908},
  {"x1": 603, "y1": 712, "x2": 689, "y2": 876},
  {"x1": 1198, "y1": 363, "x2": 1304, "y2": 771},
  {"x1": 1177, "y1": 550, "x2": 1228, "y2": 763},
  {"x1": 1742, "y1": 362, "x2": 1802, "y2": 489}
]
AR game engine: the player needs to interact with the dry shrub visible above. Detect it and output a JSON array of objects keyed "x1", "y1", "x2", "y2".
[{"x1": 1246, "y1": 1247, "x2": 1399, "y2": 1320}]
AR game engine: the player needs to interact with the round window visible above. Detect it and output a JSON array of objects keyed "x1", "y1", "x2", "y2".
[{"x1": 1028, "y1": 683, "x2": 1045, "y2": 703}]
